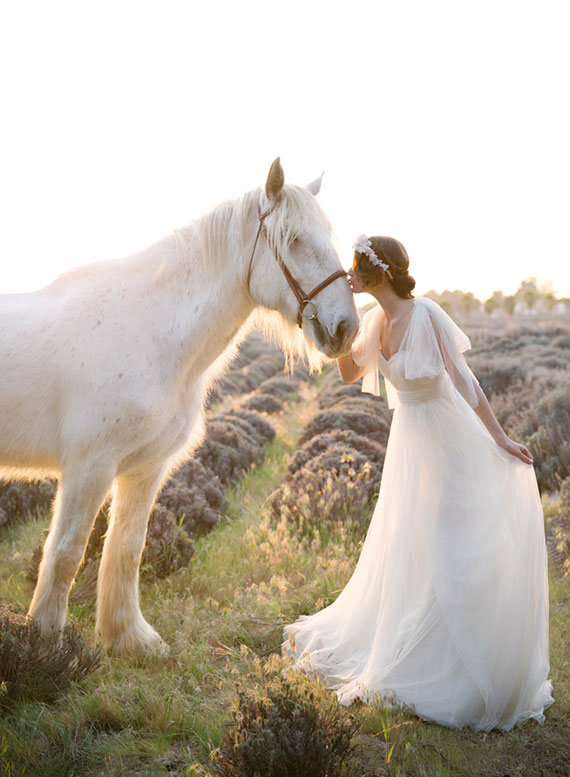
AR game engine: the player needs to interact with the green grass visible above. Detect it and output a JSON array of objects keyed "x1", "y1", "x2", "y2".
[{"x1": 1, "y1": 386, "x2": 569, "y2": 776}]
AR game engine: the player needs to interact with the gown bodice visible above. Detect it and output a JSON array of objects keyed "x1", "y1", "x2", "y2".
[
  {"x1": 351, "y1": 297, "x2": 480, "y2": 410},
  {"x1": 377, "y1": 350, "x2": 450, "y2": 406}
]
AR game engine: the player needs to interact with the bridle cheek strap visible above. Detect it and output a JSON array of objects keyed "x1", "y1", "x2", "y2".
[
  {"x1": 246, "y1": 208, "x2": 270, "y2": 291},
  {"x1": 247, "y1": 205, "x2": 349, "y2": 328},
  {"x1": 281, "y1": 264, "x2": 348, "y2": 327}
]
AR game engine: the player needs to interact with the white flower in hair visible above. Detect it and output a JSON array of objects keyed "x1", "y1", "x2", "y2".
[{"x1": 352, "y1": 234, "x2": 393, "y2": 278}]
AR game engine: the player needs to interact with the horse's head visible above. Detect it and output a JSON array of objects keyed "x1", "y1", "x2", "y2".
[{"x1": 247, "y1": 158, "x2": 359, "y2": 365}]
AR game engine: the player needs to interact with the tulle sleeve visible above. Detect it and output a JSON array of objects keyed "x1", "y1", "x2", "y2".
[
  {"x1": 403, "y1": 297, "x2": 480, "y2": 408},
  {"x1": 351, "y1": 305, "x2": 383, "y2": 397}
]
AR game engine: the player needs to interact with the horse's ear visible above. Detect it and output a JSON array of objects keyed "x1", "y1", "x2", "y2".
[
  {"x1": 306, "y1": 172, "x2": 324, "y2": 196},
  {"x1": 265, "y1": 157, "x2": 285, "y2": 201}
]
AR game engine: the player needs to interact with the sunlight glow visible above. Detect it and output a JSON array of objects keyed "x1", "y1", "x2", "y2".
[{"x1": 0, "y1": 1, "x2": 568, "y2": 301}]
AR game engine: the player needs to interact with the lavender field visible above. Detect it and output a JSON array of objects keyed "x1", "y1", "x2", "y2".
[{"x1": 1, "y1": 306, "x2": 569, "y2": 776}]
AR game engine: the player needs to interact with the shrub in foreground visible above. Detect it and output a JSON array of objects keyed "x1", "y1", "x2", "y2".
[
  {"x1": 214, "y1": 660, "x2": 359, "y2": 777},
  {"x1": 0, "y1": 605, "x2": 101, "y2": 705}
]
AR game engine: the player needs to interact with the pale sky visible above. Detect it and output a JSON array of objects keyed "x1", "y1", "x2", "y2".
[{"x1": 1, "y1": 0, "x2": 568, "y2": 300}]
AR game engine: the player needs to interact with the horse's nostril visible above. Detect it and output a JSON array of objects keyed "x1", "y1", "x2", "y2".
[{"x1": 334, "y1": 318, "x2": 347, "y2": 343}]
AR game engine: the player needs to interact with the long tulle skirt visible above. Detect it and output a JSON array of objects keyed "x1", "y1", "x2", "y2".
[{"x1": 282, "y1": 392, "x2": 553, "y2": 731}]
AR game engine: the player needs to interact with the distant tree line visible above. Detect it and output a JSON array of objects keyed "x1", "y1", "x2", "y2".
[{"x1": 424, "y1": 278, "x2": 570, "y2": 317}]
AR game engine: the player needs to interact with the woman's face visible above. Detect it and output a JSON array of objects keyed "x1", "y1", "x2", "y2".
[{"x1": 348, "y1": 266, "x2": 376, "y2": 294}]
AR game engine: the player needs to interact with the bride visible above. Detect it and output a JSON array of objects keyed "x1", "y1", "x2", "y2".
[{"x1": 282, "y1": 235, "x2": 553, "y2": 731}]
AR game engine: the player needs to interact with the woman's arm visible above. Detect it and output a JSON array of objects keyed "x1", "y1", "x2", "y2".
[
  {"x1": 472, "y1": 382, "x2": 534, "y2": 465},
  {"x1": 432, "y1": 317, "x2": 533, "y2": 465},
  {"x1": 337, "y1": 352, "x2": 366, "y2": 383}
]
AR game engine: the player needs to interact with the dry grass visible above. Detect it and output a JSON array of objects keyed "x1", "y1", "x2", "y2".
[{"x1": 0, "y1": 322, "x2": 568, "y2": 776}]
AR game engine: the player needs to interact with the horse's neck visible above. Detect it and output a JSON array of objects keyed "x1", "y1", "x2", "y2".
[{"x1": 161, "y1": 207, "x2": 254, "y2": 375}]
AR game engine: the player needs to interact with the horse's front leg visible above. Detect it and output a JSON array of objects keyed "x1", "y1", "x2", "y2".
[
  {"x1": 28, "y1": 463, "x2": 113, "y2": 636},
  {"x1": 96, "y1": 466, "x2": 167, "y2": 656}
]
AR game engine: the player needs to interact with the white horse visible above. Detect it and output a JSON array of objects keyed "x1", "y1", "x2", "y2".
[{"x1": 0, "y1": 158, "x2": 358, "y2": 656}]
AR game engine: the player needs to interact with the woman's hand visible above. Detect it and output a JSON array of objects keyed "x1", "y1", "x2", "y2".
[
  {"x1": 498, "y1": 436, "x2": 534, "y2": 465},
  {"x1": 473, "y1": 387, "x2": 533, "y2": 466}
]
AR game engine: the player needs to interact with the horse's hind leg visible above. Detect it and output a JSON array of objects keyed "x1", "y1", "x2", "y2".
[
  {"x1": 96, "y1": 466, "x2": 166, "y2": 656},
  {"x1": 28, "y1": 464, "x2": 113, "y2": 636}
]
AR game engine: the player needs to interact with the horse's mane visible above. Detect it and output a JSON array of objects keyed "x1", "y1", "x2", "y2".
[
  {"x1": 193, "y1": 183, "x2": 332, "y2": 270},
  {"x1": 192, "y1": 184, "x2": 330, "y2": 372}
]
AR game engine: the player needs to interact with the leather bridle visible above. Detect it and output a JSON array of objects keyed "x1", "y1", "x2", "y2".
[{"x1": 246, "y1": 204, "x2": 348, "y2": 328}]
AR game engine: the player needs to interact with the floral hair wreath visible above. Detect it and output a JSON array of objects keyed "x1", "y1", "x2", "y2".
[{"x1": 353, "y1": 234, "x2": 393, "y2": 280}]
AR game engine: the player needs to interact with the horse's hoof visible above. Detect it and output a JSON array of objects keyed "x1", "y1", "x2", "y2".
[
  {"x1": 151, "y1": 638, "x2": 170, "y2": 657},
  {"x1": 103, "y1": 625, "x2": 169, "y2": 658}
]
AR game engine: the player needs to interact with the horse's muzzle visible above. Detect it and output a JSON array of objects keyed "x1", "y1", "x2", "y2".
[{"x1": 312, "y1": 316, "x2": 359, "y2": 358}]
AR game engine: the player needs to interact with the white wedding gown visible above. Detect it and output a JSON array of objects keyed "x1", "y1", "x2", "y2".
[{"x1": 282, "y1": 297, "x2": 553, "y2": 731}]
